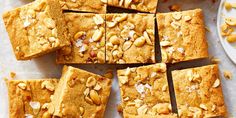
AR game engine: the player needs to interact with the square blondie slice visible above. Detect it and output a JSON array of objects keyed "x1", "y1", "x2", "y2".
[
  {"x1": 2, "y1": 0, "x2": 70, "y2": 60},
  {"x1": 156, "y1": 9, "x2": 209, "y2": 63},
  {"x1": 172, "y1": 65, "x2": 227, "y2": 117},
  {"x1": 107, "y1": 0, "x2": 158, "y2": 13},
  {"x1": 56, "y1": 13, "x2": 106, "y2": 64},
  {"x1": 6, "y1": 79, "x2": 58, "y2": 118},
  {"x1": 117, "y1": 63, "x2": 177, "y2": 117},
  {"x1": 49, "y1": 66, "x2": 112, "y2": 117},
  {"x1": 106, "y1": 13, "x2": 156, "y2": 64},
  {"x1": 59, "y1": 0, "x2": 107, "y2": 13}
]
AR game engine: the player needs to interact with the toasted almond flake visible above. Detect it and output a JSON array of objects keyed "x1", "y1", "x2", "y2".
[
  {"x1": 84, "y1": 88, "x2": 90, "y2": 96},
  {"x1": 137, "y1": 104, "x2": 148, "y2": 115},
  {"x1": 125, "y1": 67, "x2": 131, "y2": 76},
  {"x1": 79, "y1": 107, "x2": 85, "y2": 115},
  {"x1": 29, "y1": 101, "x2": 41, "y2": 110},
  {"x1": 124, "y1": 0, "x2": 132, "y2": 8},
  {"x1": 100, "y1": 0, "x2": 107, "y2": 3},
  {"x1": 143, "y1": 31, "x2": 153, "y2": 45},
  {"x1": 160, "y1": 41, "x2": 172, "y2": 47},
  {"x1": 93, "y1": 14, "x2": 104, "y2": 25},
  {"x1": 150, "y1": 72, "x2": 157, "y2": 78},
  {"x1": 79, "y1": 44, "x2": 88, "y2": 53},
  {"x1": 92, "y1": 29, "x2": 103, "y2": 42},
  {"x1": 123, "y1": 97, "x2": 130, "y2": 101},
  {"x1": 43, "y1": 18, "x2": 55, "y2": 29},
  {"x1": 162, "y1": 84, "x2": 168, "y2": 92},
  {"x1": 184, "y1": 15, "x2": 192, "y2": 21},
  {"x1": 134, "y1": 36, "x2": 146, "y2": 47},
  {"x1": 212, "y1": 79, "x2": 220, "y2": 88},
  {"x1": 115, "y1": 14, "x2": 128, "y2": 22},
  {"x1": 23, "y1": 18, "x2": 31, "y2": 28},
  {"x1": 211, "y1": 57, "x2": 221, "y2": 64},
  {"x1": 41, "y1": 103, "x2": 49, "y2": 109},
  {"x1": 199, "y1": 104, "x2": 208, "y2": 110},
  {"x1": 25, "y1": 114, "x2": 33, "y2": 118},
  {"x1": 89, "y1": 90, "x2": 101, "y2": 105},
  {"x1": 211, "y1": 104, "x2": 216, "y2": 111},
  {"x1": 18, "y1": 83, "x2": 27, "y2": 90},
  {"x1": 123, "y1": 41, "x2": 132, "y2": 51},
  {"x1": 177, "y1": 47, "x2": 185, "y2": 54},
  {"x1": 41, "y1": 81, "x2": 55, "y2": 91},
  {"x1": 94, "y1": 84, "x2": 102, "y2": 91},
  {"x1": 170, "y1": 21, "x2": 181, "y2": 29},
  {"x1": 86, "y1": 77, "x2": 97, "y2": 87},
  {"x1": 107, "y1": 21, "x2": 117, "y2": 28},
  {"x1": 119, "y1": 76, "x2": 128, "y2": 84},
  {"x1": 172, "y1": 13, "x2": 182, "y2": 20}
]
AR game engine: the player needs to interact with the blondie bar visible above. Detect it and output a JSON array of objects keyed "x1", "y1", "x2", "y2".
[
  {"x1": 156, "y1": 9, "x2": 209, "y2": 63},
  {"x1": 172, "y1": 65, "x2": 227, "y2": 117},
  {"x1": 106, "y1": 13, "x2": 156, "y2": 64},
  {"x1": 57, "y1": 13, "x2": 106, "y2": 64},
  {"x1": 49, "y1": 66, "x2": 112, "y2": 117},
  {"x1": 107, "y1": 0, "x2": 158, "y2": 13},
  {"x1": 117, "y1": 63, "x2": 177, "y2": 117},
  {"x1": 59, "y1": 0, "x2": 107, "y2": 13},
  {"x1": 6, "y1": 79, "x2": 58, "y2": 118},
  {"x1": 2, "y1": 0, "x2": 70, "y2": 60}
]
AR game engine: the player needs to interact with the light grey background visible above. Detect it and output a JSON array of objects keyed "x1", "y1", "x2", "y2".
[{"x1": 0, "y1": 0, "x2": 235, "y2": 118}]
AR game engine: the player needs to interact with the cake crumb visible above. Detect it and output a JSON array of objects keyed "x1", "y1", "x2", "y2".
[
  {"x1": 104, "y1": 69, "x2": 113, "y2": 79},
  {"x1": 10, "y1": 72, "x2": 16, "y2": 78},
  {"x1": 169, "y1": 4, "x2": 181, "y2": 11},
  {"x1": 211, "y1": 57, "x2": 221, "y2": 64},
  {"x1": 117, "y1": 104, "x2": 123, "y2": 113},
  {"x1": 223, "y1": 70, "x2": 232, "y2": 80}
]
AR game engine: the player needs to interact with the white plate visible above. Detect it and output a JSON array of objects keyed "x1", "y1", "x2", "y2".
[{"x1": 217, "y1": 0, "x2": 236, "y2": 64}]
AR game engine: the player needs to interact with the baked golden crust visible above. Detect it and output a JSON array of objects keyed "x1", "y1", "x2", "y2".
[
  {"x1": 156, "y1": 9, "x2": 209, "y2": 63},
  {"x1": 56, "y1": 13, "x2": 106, "y2": 64},
  {"x1": 49, "y1": 66, "x2": 112, "y2": 118},
  {"x1": 117, "y1": 63, "x2": 177, "y2": 117},
  {"x1": 2, "y1": 0, "x2": 70, "y2": 60},
  {"x1": 106, "y1": 13, "x2": 156, "y2": 64},
  {"x1": 6, "y1": 79, "x2": 58, "y2": 118},
  {"x1": 107, "y1": 0, "x2": 158, "y2": 13},
  {"x1": 59, "y1": 0, "x2": 106, "y2": 13},
  {"x1": 172, "y1": 64, "x2": 227, "y2": 117}
]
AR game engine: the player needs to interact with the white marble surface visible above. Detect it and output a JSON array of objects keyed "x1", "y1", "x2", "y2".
[{"x1": 0, "y1": 0, "x2": 235, "y2": 118}]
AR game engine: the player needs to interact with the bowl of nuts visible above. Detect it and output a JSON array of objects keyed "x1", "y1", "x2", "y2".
[{"x1": 217, "y1": 0, "x2": 236, "y2": 64}]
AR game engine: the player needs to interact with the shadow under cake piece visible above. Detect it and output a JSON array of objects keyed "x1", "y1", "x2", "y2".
[
  {"x1": 117, "y1": 63, "x2": 177, "y2": 118},
  {"x1": 57, "y1": 13, "x2": 106, "y2": 64},
  {"x1": 106, "y1": 13, "x2": 156, "y2": 64},
  {"x1": 49, "y1": 66, "x2": 112, "y2": 118},
  {"x1": 156, "y1": 9, "x2": 209, "y2": 64},
  {"x1": 2, "y1": 0, "x2": 70, "y2": 60},
  {"x1": 6, "y1": 79, "x2": 58, "y2": 118},
  {"x1": 172, "y1": 64, "x2": 227, "y2": 117},
  {"x1": 59, "y1": 0, "x2": 107, "y2": 13},
  {"x1": 107, "y1": 0, "x2": 158, "y2": 13}
]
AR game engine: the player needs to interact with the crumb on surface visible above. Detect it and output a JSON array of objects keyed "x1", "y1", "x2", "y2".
[
  {"x1": 117, "y1": 104, "x2": 123, "y2": 113},
  {"x1": 10, "y1": 72, "x2": 16, "y2": 78},
  {"x1": 104, "y1": 69, "x2": 113, "y2": 79},
  {"x1": 211, "y1": 57, "x2": 221, "y2": 64},
  {"x1": 168, "y1": 4, "x2": 181, "y2": 11},
  {"x1": 223, "y1": 70, "x2": 232, "y2": 80}
]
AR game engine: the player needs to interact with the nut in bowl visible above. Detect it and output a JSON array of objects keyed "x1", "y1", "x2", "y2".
[{"x1": 217, "y1": 0, "x2": 236, "y2": 64}]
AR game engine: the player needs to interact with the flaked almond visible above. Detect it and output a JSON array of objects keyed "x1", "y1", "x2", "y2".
[
  {"x1": 160, "y1": 41, "x2": 172, "y2": 47},
  {"x1": 212, "y1": 79, "x2": 220, "y2": 88},
  {"x1": 119, "y1": 76, "x2": 128, "y2": 84},
  {"x1": 143, "y1": 31, "x2": 153, "y2": 45},
  {"x1": 225, "y1": 17, "x2": 236, "y2": 26},
  {"x1": 122, "y1": 41, "x2": 132, "y2": 51},
  {"x1": 93, "y1": 14, "x2": 104, "y2": 25},
  {"x1": 199, "y1": 104, "x2": 208, "y2": 110},
  {"x1": 115, "y1": 14, "x2": 128, "y2": 22},
  {"x1": 97, "y1": 51, "x2": 105, "y2": 63},
  {"x1": 86, "y1": 76, "x2": 97, "y2": 87},
  {"x1": 30, "y1": 101, "x2": 41, "y2": 114},
  {"x1": 223, "y1": 70, "x2": 232, "y2": 79},
  {"x1": 137, "y1": 104, "x2": 148, "y2": 115},
  {"x1": 41, "y1": 103, "x2": 49, "y2": 110},
  {"x1": 85, "y1": 96, "x2": 94, "y2": 105},
  {"x1": 41, "y1": 81, "x2": 55, "y2": 91},
  {"x1": 107, "y1": 21, "x2": 117, "y2": 28},
  {"x1": 161, "y1": 50, "x2": 168, "y2": 63},
  {"x1": 134, "y1": 36, "x2": 146, "y2": 47},
  {"x1": 18, "y1": 82, "x2": 27, "y2": 90},
  {"x1": 124, "y1": 0, "x2": 132, "y2": 8},
  {"x1": 110, "y1": 35, "x2": 120, "y2": 45},
  {"x1": 162, "y1": 84, "x2": 168, "y2": 92},
  {"x1": 100, "y1": 0, "x2": 107, "y2": 3},
  {"x1": 74, "y1": 31, "x2": 86, "y2": 40},
  {"x1": 172, "y1": 13, "x2": 182, "y2": 20},
  {"x1": 79, "y1": 107, "x2": 85, "y2": 115},
  {"x1": 92, "y1": 29, "x2": 103, "y2": 42},
  {"x1": 152, "y1": 103, "x2": 170, "y2": 114},
  {"x1": 89, "y1": 90, "x2": 101, "y2": 105},
  {"x1": 84, "y1": 88, "x2": 90, "y2": 96},
  {"x1": 94, "y1": 83, "x2": 102, "y2": 91},
  {"x1": 170, "y1": 21, "x2": 181, "y2": 29},
  {"x1": 125, "y1": 67, "x2": 131, "y2": 76},
  {"x1": 43, "y1": 18, "x2": 55, "y2": 29},
  {"x1": 184, "y1": 15, "x2": 192, "y2": 21}
]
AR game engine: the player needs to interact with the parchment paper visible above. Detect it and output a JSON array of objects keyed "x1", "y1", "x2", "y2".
[{"x1": 0, "y1": 0, "x2": 235, "y2": 117}]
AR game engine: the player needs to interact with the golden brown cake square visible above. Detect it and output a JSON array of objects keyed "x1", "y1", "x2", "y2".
[
  {"x1": 56, "y1": 13, "x2": 106, "y2": 64},
  {"x1": 2, "y1": 0, "x2": 70, "y2": 60},
  {"x1": 172, "y1": 65, "x2": 227, "y2": 117},
  {"x1": 156, "y1": 9, "x2": 209, "y2": 63}
]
